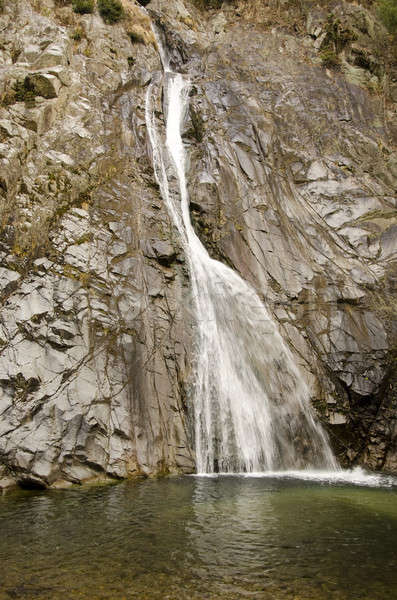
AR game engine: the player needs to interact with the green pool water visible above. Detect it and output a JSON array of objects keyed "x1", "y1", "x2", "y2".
[{"x1": 0, "y1": 473, "x2": 396, "y2": 599}]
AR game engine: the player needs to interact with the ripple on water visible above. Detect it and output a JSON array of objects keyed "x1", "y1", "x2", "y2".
[{"x1": 0, "y1": 475, "x2": 396, "y2": 599}]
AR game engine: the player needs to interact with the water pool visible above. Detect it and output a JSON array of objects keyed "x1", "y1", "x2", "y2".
[{"x1": 0, "y1": 473, "x2": 396, "y2": 599}]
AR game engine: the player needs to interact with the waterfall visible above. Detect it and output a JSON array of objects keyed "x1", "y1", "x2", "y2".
[{"x1": 145, "y1": 30, "x2": 338, "y2": 474}]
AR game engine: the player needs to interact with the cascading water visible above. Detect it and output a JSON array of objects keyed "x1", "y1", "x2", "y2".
[{"x1": 145, "y1": 30, "x2": 339, "y2": 474}]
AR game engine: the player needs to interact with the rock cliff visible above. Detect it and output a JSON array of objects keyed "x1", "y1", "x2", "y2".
[{"x1": 0, "y1": 0, "x2": 396, "y2": 488}]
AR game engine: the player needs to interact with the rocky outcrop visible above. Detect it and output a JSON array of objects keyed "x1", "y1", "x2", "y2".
[
  {"x1": 150, "y1": 0, "x2": 397, "y2": 472},
  {"x1": 0, "y1": 0, "x2": 396, "y2": 488},
  {"x1": 0, "y1": 0, "x2": 194, "y2": 489}
]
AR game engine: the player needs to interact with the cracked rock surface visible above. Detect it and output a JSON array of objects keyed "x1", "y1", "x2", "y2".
[
  {"x1": 0, "y1": 0, "x2": 396, "y2": 488},
  {"x1": 0, "y1": 0, "x2": 194, "y2": 488},
  {"x1": 151, "y1": 0, "x2": 397, "y2": 472}
]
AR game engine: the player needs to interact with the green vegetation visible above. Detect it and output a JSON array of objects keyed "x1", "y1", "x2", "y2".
[
  {"x1": 98, "y1": 0, "x2": 124, "y2": 24},
  {"x1": 189, "y1": 106, "x2": 204, "y2": 142},
  {"x1": 193, "y1": 0, "x2": 223, "y2": 8},
  {"x1": 377, "y1": 0, "x2": 397, "y2": 33},
  {"x1": 11, "y1": 208, "x2": 52, "y2": 262},
  {"x1": 71, "y1": 27, "x2": 84, "y2": 41},
  {"x1": 128, "y1": 31, "x2": 145, "y2": 44},
  {"x1": 324, "y1": 13, "x2": 356, "y2": 52},
  {"x1": 75, "y1": 232, "x2": 94, "y2": 245},
  {"x1": 13, "y1": 77, "x2": 37, "y2": 104},
  {"x1": 316, "y1": 13, "x2": 356, "y2": 70},
  {"x1": 72, "y1": 0, "x2": 95, "y2": 14},
  {"x1": 319, "y1": 48, "x2": 341, "y2": 69}
]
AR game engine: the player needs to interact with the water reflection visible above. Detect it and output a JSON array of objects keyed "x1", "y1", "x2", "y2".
[
  {"x1": 0, "y1": 477, "x2": 396, "y2": 599},
  {"x1": 189, "y1": 477, "x2": 278, "y2": 586}
]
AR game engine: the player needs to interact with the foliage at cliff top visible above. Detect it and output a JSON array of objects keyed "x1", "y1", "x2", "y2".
[
  {"x1": 98, "y1": 0, "x2": 124, "y2": 23},
  {"x1": 72, "y1": 0, "x2": 94, "y2": 14}
]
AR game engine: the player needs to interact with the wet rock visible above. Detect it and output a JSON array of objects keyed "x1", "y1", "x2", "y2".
[
  {"x1": 152, "y1": 0, "x2": 397, "y2": 471},
  {"x1": 0, "y1": 477, "x2": 16, "y2": 491},
  {"x1": 143, "y1": 239, "x2": 177, "y2": 266},
  {"x1": 329, "y1": 413, "x2": 347, "y2": 425},
  {"x1": 0, "y1": 0, "x2": 395, "y2": 483}
]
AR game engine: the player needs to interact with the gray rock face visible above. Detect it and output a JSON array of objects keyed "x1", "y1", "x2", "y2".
[
  {"x1": 149, "y1": 0, "x2": 397, "y2": 472},
  {"x1": 0, "y1": 0, "x2": 395, "y2": 487},
  {"x1": 0, "y1": 0, "x2": 193, "y2": 488}
]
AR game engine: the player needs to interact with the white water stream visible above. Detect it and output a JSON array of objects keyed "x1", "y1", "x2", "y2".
[{"x1": 145, "y1": 34, "x2": 338, "y2": 474}]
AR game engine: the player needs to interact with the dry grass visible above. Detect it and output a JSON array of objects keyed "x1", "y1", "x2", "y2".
[
  {"x1": 120, "y1": 0, "x2": 155, "y2": 45},
  {"x1": 0, "y1": 195, "x2": 52, "y2": 262},
  {"x1": 234, "y1": 0, "x2": 312, "y2": 32},
  {"x1": 369, "y1": 289, "x2": 397, "y2": 319},
  {"x1": 12, "y1": 208, "x2": 52, "y2": 259}
]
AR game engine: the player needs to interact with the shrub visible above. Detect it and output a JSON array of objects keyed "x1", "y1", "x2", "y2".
[
  {"x1": 128, "y1": 30, "x2": 145, "y2": 44},
  {"x1": 324, "y1": 13, "x2": 356, "y2": 53},
  {"x1": 72, "y1": 0, "x2": 95, "y2": 14},
  {"x1": 319, "y1": 48, "x2": 341, "y2": 69},
  {"x1": 98, "y1": 0, "x2": 124, "y2": 24},
  {"x1": 71, "y1": 27, "x2": 83, "y2": 41},
  {"x1": 377, "y1": 0, "x2": 397, "y2": 34}
]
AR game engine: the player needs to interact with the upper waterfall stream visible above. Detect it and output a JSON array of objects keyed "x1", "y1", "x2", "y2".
[{"x1": 145, "y1": 31, "x2": 338, "y2": 474}]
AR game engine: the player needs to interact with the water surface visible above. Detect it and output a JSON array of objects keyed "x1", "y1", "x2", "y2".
[{"x1": 1, "y1": 475, "x2": 396, "y2": 599}]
